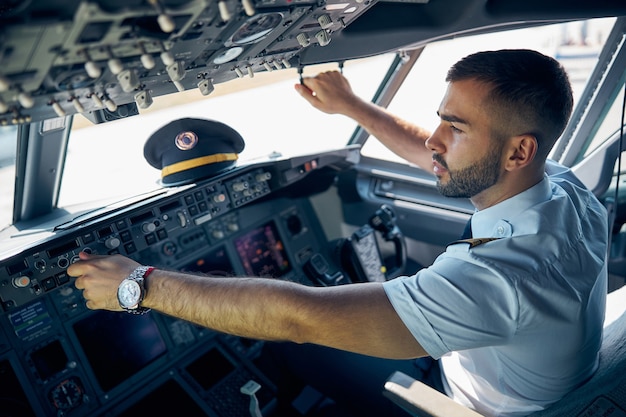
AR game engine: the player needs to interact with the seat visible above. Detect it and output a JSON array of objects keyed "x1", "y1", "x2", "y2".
[{"x1": 383, "y1": 285, "x2": 626, "y2": 417}]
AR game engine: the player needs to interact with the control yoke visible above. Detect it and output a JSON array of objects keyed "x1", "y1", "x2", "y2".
[{"x1": 337, "y1": 205, "x2": 407, "y2": 283}]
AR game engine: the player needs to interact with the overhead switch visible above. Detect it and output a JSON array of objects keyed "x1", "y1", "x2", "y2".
[
  {"x1": 135, "y1": 90, "x2": 153, "y2": 109},
  {"x1": 296, "y1": 33, "x2": 310, "y2": 47},
  {"x1": 117, "y1": 69, "x2": 140, "y2": 92},
  {"x1": 198, "y1": 79, "x2": 214, "y2": 96},
  {"x1": 318, "y1": 14, "x2": 333, "y2": 30},
  {"x1": 315, "y1": 30, "x2": 331, "y2": 47}
]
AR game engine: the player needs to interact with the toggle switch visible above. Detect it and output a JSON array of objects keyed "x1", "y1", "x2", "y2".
[
  {"x1": 198, "y1": 79, "x2": 214, "y2": 96},
  {"x1": 166, "y1": 62, "x2": 185, "y2": 82},
  {"x1": 103, "y1": 97, "x2": 117, "y2": 112},
  {"x1": 84, "y1": 60, "x2": 101, "y2": 79},
  {"x1": 218, "y1": 0, "x2": 231, "y2": 21},
  {"x1": 108, "y1": 58, "x2": 124, "y2": 75},
  {"x1": 157, "y1": 14, "x2": 176, "y2": 33},
  {"x1": 18, "y1": 91, "x2": 34, "y2": 109},
  {"x1": 140, "y1": 53, "x2": 156, "y2": 70},
  {"x1": 71, "y1": 97, "x2": 85, "y2": 113},
  {"x1": 240, "y1": 380, "x2": 263, "y2": 417},
  {"x1": 117, "y1": 69, "x2": 140, "y2": 92},
  {"x1": 0, "y1": 74, "x2": 10, "y2": 92},
  {"x1": 90, "y1": 94, "x2": 104, "y2": 108},
  {"x1": 242, "y1": 0, "x2": 256, "y2": 16},
  {"x1": 52, "y1": 101, "x2": 66, "y2": 117},
  {"x1": 160, "y1": 51, "x2": 175, "y2": 66},
  {"x1": 135, "y1": 90, "x2": 153, "y2": 109},
  {"x1": 315, "y1": 30, "x2": 331, "y2": 47},
  {"x1": 148, "y1": 0, "x2": 176, "y2": 32}
]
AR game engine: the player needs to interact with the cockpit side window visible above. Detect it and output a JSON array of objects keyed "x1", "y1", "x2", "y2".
[{"x1": 361, "y1": 18, "x2": 617, "y2": 166}]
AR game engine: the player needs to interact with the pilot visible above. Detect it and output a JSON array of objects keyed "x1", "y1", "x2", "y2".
[{"x1": 68, "y1": 49, "x2": 608, "y2": 417}]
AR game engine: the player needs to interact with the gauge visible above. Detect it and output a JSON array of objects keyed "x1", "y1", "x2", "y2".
[
  {"x1": 49, "y1": 377, "x2": 84, "y2": 411},
  {"x1": 231, "y1": 13, "x2": 283, "y2": 45},
  {"x1": 213, "y1": 47, "x2": 244, "y2": 64}
]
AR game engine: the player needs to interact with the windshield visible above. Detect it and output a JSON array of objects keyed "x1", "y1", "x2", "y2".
[
  {"x1": 0, "y1": 56, "x2": 394, "y2": 230},
  {"x1": 58, "y1": 58, "x2": 394, "y2": 209}
]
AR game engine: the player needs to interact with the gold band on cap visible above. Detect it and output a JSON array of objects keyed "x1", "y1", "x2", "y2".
[{"x1": 161, "y1": 153, "x2": 238, "y2": 178}]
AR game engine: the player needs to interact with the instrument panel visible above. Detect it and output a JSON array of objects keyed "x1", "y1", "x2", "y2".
[
  {"x1": 0, "y1": 0, "x2": 378, "y2": 125},
  {"x1": 0, "y1": 147, "x2": 357, "y2": 417}
]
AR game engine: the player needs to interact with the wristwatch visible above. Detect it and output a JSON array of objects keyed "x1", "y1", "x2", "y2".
[{"x1": 117, "y1": 266, "x2": 155, "y2": 314}]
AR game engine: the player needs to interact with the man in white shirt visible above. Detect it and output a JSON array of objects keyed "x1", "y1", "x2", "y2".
[{"x1": 69, "y1": 49, "x2": 607, "y2": 416}]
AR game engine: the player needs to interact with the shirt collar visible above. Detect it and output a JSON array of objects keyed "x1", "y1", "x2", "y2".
[{"x1": 471, "y1": 174, "x2": 552, "y2": 238}]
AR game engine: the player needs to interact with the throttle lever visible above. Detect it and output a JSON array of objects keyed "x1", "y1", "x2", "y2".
[{"x1": 369, "y1": 205, "x2": 406, "y2": 279}]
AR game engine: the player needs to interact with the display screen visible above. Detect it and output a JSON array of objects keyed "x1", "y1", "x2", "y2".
[
  {"x1": 0, "y1": 358, "x2": 37, "y2": 417},
  {"x1": 234, "y1": 221, "x2": 291, "y2": 278},
  {"x1": 30, "y1": 339, "x2": 68, "y2": 381},
  {"x1": 185, "y1": 347, "x2": 235, "y2": 391},
  {"x1": 73, "y1": 310, "x2": 167, "y2": 392},
  {"x1": 46, "y1": 239, "x2": 79, "y2": 258},
  {"x1": 181, "y1": 245, "x2": 235, "y2": 276},
  {"x1": 116, "y1": 379, "x2": 208, "y2": 417},
  {"x1": 8, "y1": 300, "x2": 53, "y2": 342}
]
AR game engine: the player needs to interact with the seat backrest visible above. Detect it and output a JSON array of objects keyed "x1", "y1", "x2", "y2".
[{"x1": 531, "y1": 285, "x2": 626, "y2": 417}]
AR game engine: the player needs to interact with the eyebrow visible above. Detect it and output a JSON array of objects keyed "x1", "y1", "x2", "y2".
[{"x1": 437, "y1": 111, "x2": 470, "y2": 126}]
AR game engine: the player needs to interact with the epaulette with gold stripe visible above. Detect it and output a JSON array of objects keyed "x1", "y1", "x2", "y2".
[{"x1": 447, "y1": 237, "x2": 500, "y2": 248}]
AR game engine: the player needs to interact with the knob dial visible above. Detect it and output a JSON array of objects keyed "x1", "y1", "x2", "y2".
[
  {"x1": 105, "y1": 237, "x2": 121, "y2": 249},
  {"x1": 142, "y1": 222, "x2": 157, "y2": 233}
]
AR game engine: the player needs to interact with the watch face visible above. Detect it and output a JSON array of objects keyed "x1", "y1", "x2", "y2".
[{"x1": 118, "y1": 279, "x2": 141, "y2": 309}]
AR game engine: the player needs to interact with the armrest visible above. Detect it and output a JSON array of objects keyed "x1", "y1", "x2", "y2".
[{"x1": 383, "y1": 371, "x2": 483, "y2": 417}]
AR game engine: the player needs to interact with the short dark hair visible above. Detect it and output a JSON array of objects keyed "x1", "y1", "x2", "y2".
[{"x1": 446, "y1": 49, "x2": 573, "y2": 159}]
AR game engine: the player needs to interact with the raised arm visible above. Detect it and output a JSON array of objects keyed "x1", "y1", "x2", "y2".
[
  {"x1": 68, "y1": 252, "x2": 427, "y2": 360},
  {"x1": 295, "y1": 70, "x2": 433, "y2": 171}
]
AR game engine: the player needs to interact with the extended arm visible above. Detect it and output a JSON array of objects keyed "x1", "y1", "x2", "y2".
[
  {"x1": 68, "y1": 252, "x2": 427, "y2": 359},
  {"x1": 295, "y1": 71, "x2": 434, "y2": 171}
]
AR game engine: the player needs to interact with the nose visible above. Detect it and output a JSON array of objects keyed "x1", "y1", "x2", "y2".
[{"x1": 425, "y1": 124, "x2": 445, "y2": 154}]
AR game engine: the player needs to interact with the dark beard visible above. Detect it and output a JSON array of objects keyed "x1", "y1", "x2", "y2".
[{"x1": 434, "y1": 146, "x2": 503, "y2": 198}]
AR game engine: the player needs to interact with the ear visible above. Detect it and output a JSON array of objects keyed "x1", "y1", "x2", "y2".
[{"x1": 503, "y1": 134, "x2": 537, "y2": 171}]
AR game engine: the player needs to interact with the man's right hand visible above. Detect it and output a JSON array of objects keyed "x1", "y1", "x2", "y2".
[{"x1": 294, "y1": 69, "x2": 434, "y2": 171}]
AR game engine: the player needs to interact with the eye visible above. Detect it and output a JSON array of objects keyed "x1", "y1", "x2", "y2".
[{"x1": 450, "y1": 124, "x2": 463, "y2": 133}]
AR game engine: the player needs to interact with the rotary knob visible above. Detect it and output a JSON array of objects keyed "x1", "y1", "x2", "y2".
[
  {"x1": 318, "y1": 14, "x2": 333, "y2": 30},
  {"x1": 296, "y1": 33, "x2": 310, "y2": 47},
  {"x1": 13, "y1": 275, "x2": 30, "y2": 288},
  {"x1": 105, "y1": 237, "x2": 121, "y2": 250},
  {"x1": 142, "y1": 222, "x2": 157, "y2": 233}
]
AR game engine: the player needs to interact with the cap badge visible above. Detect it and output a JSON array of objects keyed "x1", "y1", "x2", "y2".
[{"x1": 175, "y1": 131, "x2": 199, "y2": 150}]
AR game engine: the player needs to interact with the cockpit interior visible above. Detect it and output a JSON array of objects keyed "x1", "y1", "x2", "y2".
[{"x1": 0, "y1": 1, "x2": 625, "y2": 416}]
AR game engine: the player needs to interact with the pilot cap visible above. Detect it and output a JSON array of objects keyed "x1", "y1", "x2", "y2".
[{"x1": 144, "y1": 118, "x2": 245, "y2": 186}]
